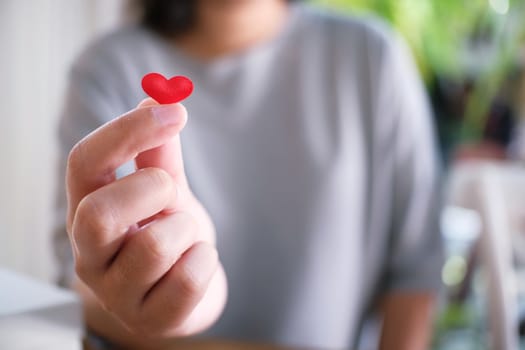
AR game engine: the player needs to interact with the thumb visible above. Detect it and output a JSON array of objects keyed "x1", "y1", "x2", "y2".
[{"x1": 134, "y1": 98, "x2": 189, "y2": 188}]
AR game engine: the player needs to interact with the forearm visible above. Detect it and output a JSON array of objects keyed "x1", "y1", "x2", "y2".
[
  {"x1": 74, "y1": 264, "x2": 227, "y2": 350},
  {"x1": 378, "y1": 292, "x2": 436, "y2": 350}
]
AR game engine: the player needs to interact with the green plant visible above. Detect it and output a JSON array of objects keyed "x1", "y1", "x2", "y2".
[{"x1": 313, "y1": 0, "x2": 525, "y2": 142}]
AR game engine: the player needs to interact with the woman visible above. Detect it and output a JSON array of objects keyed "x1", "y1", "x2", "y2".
[{"x1": 55, "y1": 0, "x2": 443, "y2": 349}]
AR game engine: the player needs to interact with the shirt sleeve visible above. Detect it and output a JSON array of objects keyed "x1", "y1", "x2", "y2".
[{"x1": 378, "y1": 33, "x2": 445, "y2": 293}]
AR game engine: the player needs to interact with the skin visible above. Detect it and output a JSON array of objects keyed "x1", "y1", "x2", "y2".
[
  {"x1": 67, "y1": 0, "x2": 436, "y2": 348},
  {"x1": 379, "y1": 293, "x2": 435, "y2": 350},
  {"x1": 175, "y1": 0, "x2": 290, "y2": 60},
  {"x1": 68, "y1": 100, "x2": 227, "y2": 348}
]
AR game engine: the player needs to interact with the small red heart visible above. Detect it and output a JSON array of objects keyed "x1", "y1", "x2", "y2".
[{"x1": 141, "y1": 73, "x2": 194, "y2": 104}]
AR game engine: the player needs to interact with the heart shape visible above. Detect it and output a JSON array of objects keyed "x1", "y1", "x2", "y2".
[{"x1": 141, "y1": 73, "x2": 194, "y2": 104}]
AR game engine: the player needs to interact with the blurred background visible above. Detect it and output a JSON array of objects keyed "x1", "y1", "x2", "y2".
[{"x1": 1, "y1": 1, "x2": 525, "y2": 349}]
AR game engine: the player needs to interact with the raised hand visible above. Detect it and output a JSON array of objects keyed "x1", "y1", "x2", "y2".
[{"x1": 66, "y1": 99, "x2": 226, "y2": 340}]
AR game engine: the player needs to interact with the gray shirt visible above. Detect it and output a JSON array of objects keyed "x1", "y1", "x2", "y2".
[{"x1": 54, "y1": 5, "x2": 443, "y2": 349}]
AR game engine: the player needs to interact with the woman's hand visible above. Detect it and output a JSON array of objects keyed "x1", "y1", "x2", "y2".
[{"x1": 66, "y1": 99, "x2": 227, "y2": 342}]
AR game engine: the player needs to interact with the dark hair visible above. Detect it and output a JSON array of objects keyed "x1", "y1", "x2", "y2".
[{"x1": 137, "y1": 0, "x2": 299, "y2": 37}]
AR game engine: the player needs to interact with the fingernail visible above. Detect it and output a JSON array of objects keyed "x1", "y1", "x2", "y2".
[{"x1": 152, "y1": 104, "x2": 186, "y2": 126}]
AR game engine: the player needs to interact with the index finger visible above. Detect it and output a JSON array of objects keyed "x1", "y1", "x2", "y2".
[{"x1": 66, "y1": 103, "x2": 187, "y2": 232}]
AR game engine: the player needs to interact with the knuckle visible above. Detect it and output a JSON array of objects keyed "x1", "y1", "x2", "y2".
[
  {"x1": 76, "y1": 195, "x2": 101, "y2": 225},
  {"x1": 110, "y1": 257, "x2": 135, "y2": 289},
  {"x1": 176, "y1": 266, "x2": 204, "y2": 299},
  {"x1": 141, "y1": 226, "x2": 170, "y2": 264},
  {"x1": 75, "y1": 195, "x2": 117, "y2": 242}
]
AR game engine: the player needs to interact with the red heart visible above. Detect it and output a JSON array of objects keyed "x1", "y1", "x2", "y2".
[{"x1": 141, "y1": 73, "x2": 194, "y2": 104}]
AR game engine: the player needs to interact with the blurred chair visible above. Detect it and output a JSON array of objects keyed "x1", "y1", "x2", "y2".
[{"x1": 447, "y1": 161, "x2": 523, "y2": 350}]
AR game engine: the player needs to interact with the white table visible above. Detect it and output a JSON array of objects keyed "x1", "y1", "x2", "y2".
[{"x1": 0, "y1": 268, "x2": 82, "y2": 349}]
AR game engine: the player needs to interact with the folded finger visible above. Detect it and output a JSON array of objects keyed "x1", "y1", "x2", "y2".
[
  {"x1": 66, "y1": 102, "x2": 187, "y2": 232},
  {"x1": 100, "y1": 212, "x2": 198, "y2": 318},
  {"x1": 72, "y1": 167, "x2": 176, "y2": 275},
  {"x1": 139, "y1": 241, "x2": 219, "y2": 337}
]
